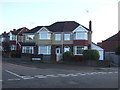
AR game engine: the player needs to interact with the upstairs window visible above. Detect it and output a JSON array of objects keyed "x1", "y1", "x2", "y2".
[
  {"x1": 55, "y1": 34, "x2": 61, "y2": 41},
  {"x1": 64, "y1": 34, "x2": 70, "y2": 41},
  {"x1": 75, "y1": 32, "x2": 87, "y2": 40},
  {"x1": 39, "y1": 31, "x2": 51, "y2": 40},
  {"x1": 10, "y1": 35, "x2": 16, "y2": 40},
  {"x1": 26, "y1": 35, "x2": 34, "y2": 40}
]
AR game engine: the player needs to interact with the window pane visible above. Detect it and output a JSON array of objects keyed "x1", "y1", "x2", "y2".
[
  {"x1": 76, "y1": 32, "x2": 87, "y2": 40},
  {"x1": 55, "y1": 34, "x2": 61, "y2": 40},
  {"x1": 40, "y1": 46, "x2": 47, "y2": 54},
  {"x1": 27, "y1": 35, "x2": 34, "y2": 40},
  {"x1": 64, "y1": 34, "x2": 70, "y2": 40}
]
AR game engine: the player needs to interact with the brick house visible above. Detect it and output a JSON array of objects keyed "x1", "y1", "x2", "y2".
[
  {"x1": 1, "y1": 27, "x2": 29, "y2": 52},
  {"x1": 22, "y1": 21, "x2": 104, "y2": 61},
  {"x1": 97, "y1": 31, "x2": 120, "y2": 53}
]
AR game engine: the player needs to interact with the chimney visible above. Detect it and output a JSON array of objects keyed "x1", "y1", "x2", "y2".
[
  {"x1": 13, "y1": 29, "x2": 16, "y2": 31},
  {"x1": 89, "y1": 20, "x2": 92, "y2": 31}
]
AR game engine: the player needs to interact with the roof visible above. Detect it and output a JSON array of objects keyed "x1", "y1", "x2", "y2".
[
  {"x1": 22, "y1": 42, "x2": 36, "y2": 46},
  {"x1": 47, "y1": 21, "x2": 80, "y2": 32},
  {"x1": 24, "y1": 21, "x2": 90, "y2": 33},
  {"x1": 103, "y1": 31, "x2": 120, "y2": 41},
  {"x1": 24, "y1": 26, "x2": 43, "y2": 33},
  {"x1": 11, "y1": 27, "x2": 29, "y2": 35}
]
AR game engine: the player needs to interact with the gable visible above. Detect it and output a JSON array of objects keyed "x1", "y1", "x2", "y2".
[
  {"x1": 73, "y1": 25, "x2": 88, "y2": 33},
  {"x1": 36, "y1": 27, "x2": 51, "y2": 33}
]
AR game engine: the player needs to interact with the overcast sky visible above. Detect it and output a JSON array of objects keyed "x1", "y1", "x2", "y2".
[{"x1": 0, "y1": 0, "x2": 119, "y2": 43}]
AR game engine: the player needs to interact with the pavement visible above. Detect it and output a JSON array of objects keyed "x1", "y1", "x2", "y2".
[{"x1": 1, "y1": 57, "x2": 119, "y2": 88}]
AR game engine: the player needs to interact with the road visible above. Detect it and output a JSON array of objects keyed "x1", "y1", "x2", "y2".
[{"x1": 2, "y1": 59, "x2": 119, "y2": 88}]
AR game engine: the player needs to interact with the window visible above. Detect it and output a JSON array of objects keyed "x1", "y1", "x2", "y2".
[
  {"x1": 55, "y1": 34, "x2": 61, "y2": 40},
  {"x1": 39, "y1": 31, "x2": 51, "y2": 40},
  {"x1": 64, "y1": 46, "x2": 70, "y2": 52},
  {"x1": 64, "y1": 34, "x2": 70, "y2": 41},
  {"x1": 11, "y1": 45, "x2": 16, "y2": 51},
  {"x1": 39, "y1": 46, "x2": 51, "y2": 54},
  {"x1": 75, "y1": 32, "x2": 87, "y2": 40},
  {"x1": 74, "y1": 46, "x2": 87, "y2": 55},
  {"x1": 26, "y1": 35, "x2": 34, "y2": 40},
  {"x1": 22, "y1": 46, "x2": 34, "y2": 54},
  {"x1": 10, "y1": 35, "x2": 16, "y2": 40}
]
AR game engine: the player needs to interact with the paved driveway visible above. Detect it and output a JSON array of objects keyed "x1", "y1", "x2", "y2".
[{"x1": 2, "y1": 58, "x2": 119, "y2": 88}]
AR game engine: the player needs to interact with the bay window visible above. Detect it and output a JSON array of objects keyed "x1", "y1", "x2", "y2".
[
  {"x1": 75, "y1": 32, "x2": 87, "y2": 40},
  {"x1": 74, "y1": 46, "x2": 87, "y2": 55},
  {"x1": 38, "y1": 46, "x2": 51, "y2": 54},
  {"x1": 39, "y1": 31, "x2": 51, "y2": 40},
  {"x1": 22, "y1": 46, "x2": 34, "y2": 54}
]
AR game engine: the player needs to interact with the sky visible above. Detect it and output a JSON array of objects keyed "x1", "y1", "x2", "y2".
[{"x1": 0, "y1": 0, "x2": 119, "y2": 43}]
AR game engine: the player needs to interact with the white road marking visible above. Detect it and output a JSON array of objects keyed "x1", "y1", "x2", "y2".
[
  {"x1": 8, "y1": 78, "x2": 21, "y2": 81},
  {"x1": 4, "y1": 71, "x2": 118, "y2": 81},
  {"x1": 46, "y1": 75, "x2": 59, "y2": 77},
  {"x1": 5, "y1": 70, "x2": 23, "y2": 79},
  {"x1": 21, "y1": 76, "x2": 34, "y2": 79},
  {"x1": 34, "y1": 75, "x2": 47, "y2": 78}
]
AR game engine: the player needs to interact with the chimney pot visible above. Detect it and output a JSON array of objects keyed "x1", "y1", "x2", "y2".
[{"x1": 89, "y1": 20, "x2": 92, "y2": 31}]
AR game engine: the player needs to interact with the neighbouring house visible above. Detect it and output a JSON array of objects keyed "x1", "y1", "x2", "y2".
[
  {"x1": 97, "y1": 31, "x2": 120, "y2": 65},
  {"x1": 22, "y1": 21, "x2": 104, "y2": 61},
  {"x1": 97, "y1": 31, "x2": 120, "y2": 53},
  {"x1": 1, "y1": 27, "x2": 29, "y2": 52}
]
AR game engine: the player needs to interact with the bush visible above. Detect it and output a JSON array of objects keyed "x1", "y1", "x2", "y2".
[
  {"x1": 9, "y1": 51, "x2": 21, "y2": 58},
  {"x1": 115, "y1": 46, "x2": 120, "y2": 55},
  {"x1": 63, "y1": 51, "x2": 74, "y2": 61},
  {"x1": 72, "y1": 55, "x2": 85, "y2": 62},
  {"x1": 83, "y1": 49, "x2": 100, "y2": 60}
]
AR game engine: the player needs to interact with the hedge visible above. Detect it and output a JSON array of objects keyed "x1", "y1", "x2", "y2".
[
  {"x1": 115, "y1": 46, "x2": 120, "y2": 55},
  {"x1": 83, "y1": 49, "x2": 100, "y2": 60},
  {"x1": 63, "y1": 51, "x2": 74, "y2": 61}
]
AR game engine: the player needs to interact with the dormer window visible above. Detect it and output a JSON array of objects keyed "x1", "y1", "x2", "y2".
[{"x1": 10, "y1": 35, "x2": 16, "y2": 40}]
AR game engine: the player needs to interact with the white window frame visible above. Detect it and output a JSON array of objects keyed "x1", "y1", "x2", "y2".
[
  {"x1": 74, "y1": 46, "x2": 87, "y2": 55},
  {"x1": 10, "y1": 35, "x2": 17, "y2": 41},
  {"x1": 64, "y1": 34, "x2": 70, "y2": 41},
  {"x1": 39, "y1": 31, "x2": 51, "y2": 40},
  {"x1": 55, "y1": 34, "x2": 61, "y2": 41},
  {"x1": 26, "y1": 35, "x2": 34, "y2": 40},
  {"x1": 75, "y1": 32, "x2": 87, "y2": 40},
  {"x1": 38, "y1": 46, "x2": 51, "y2": 55},
  {"x1": 11, "y1": 45, "x2": 16, "y2": 51},
  {"x1": 22, "y1": 46, "x2": 34, "y2": 54}
]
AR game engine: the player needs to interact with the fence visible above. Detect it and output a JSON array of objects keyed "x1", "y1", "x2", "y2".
[{"x1": 105, "y1": 52, "x2": 120, "y2": 66}]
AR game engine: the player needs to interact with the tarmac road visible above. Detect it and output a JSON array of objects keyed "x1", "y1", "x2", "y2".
[{"x1": 2, "y1": 58, "x2": 119, "y2": 88}]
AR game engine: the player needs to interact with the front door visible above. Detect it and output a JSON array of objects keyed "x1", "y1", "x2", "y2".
[{"x1": 56, "y1": 48, "x2": 60, "y2": 55}]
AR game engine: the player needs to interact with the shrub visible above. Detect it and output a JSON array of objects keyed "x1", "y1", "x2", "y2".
[
  {"x1": 73, "y1": 55, "x2": 85, "y2": 62},
  {"x1": 115, "y1": 46, "x2": 120, "y2": 55},
  {"x1": 83, "y1": 49, "x2": 100, "y2": 60},
  {"x1": 9, "y1": 51, "x2": 21, "y2": 58},
  {"x1": 9, "y1": 51, "x2": 16, "y2": 58},
  {"x1": 63, "y1": 51, "x2": 74, "y2": 61}
]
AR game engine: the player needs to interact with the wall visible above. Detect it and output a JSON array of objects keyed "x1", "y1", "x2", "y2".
[{"x1": 105, "y1": 52, "x2": 120, "y2": 66}]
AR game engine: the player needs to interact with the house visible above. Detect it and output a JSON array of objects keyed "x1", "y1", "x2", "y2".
[
  {"x1": 22, "y1": 21, "x2": 104, "y2": 61},
  {"x1": 1, "y1": 27, "x2": 29, "y2": 52},
  {"x1": 97, "y1": 31, "x2": 120, "y2": 53}
]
